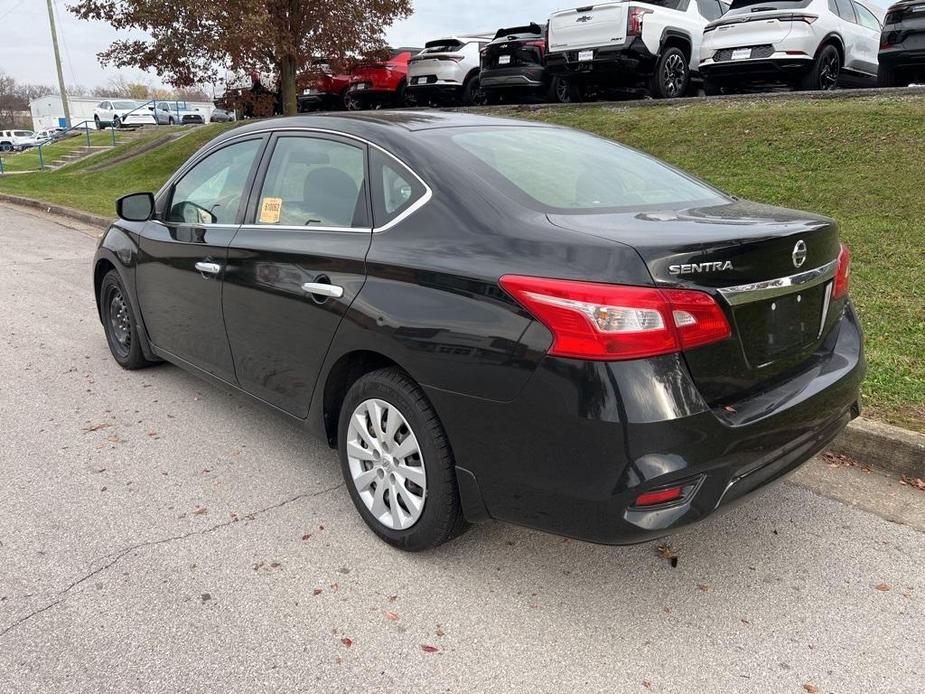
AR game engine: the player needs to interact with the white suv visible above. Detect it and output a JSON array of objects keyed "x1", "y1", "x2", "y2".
[
  {"x1": 406, "y1": 35, "x2": 492, "y2": 105},
  {"x1": 700, "y1": 0, "x2": 883, "y2": 92},
  {"x1": 0, "y1": 130, "x2": 39, "y2": 152},
  {"x1": 546, "y1": 0, "x2": 730, "y2": 99}
]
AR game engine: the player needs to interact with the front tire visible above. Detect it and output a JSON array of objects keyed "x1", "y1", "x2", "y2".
[
  {"x1": 555, "y1": 76, "x2": 582, "y2": 103},
  {"x1": 800, "y1": 44, "x2": 840, "y2": 91},
  {"x1": 650, "y1": 46, "x2": 690, "y2": 99},
  {"x1": 338, "y1": 368, "x2": 468, "y2": 551},
  {"x1": 99, "y1": 270, "x2": 154, "y2": 370}
]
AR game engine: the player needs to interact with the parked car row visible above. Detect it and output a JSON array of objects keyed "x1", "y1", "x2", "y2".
[
  {"x1": 91, "y1": 100, "x2": 230, "y2": 129},
  {"x1": 300, "y1": 0, "x2": 921, "y2": 111}
]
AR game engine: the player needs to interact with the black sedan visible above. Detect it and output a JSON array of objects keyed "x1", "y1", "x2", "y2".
[{"x1": 94, "y1": 112, "x2": 864, "y2": 550}]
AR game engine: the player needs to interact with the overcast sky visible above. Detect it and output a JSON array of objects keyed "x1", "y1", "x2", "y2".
[{"x1": 0, "y1": 0, "x2": 888, "y2": 90}]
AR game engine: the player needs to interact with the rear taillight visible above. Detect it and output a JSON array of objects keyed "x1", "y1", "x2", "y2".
[
  {"x1": 525, "y1": 38, "x2": 546, "y2": 56},
  {"x1": 781, "y1": 13, "x2": 818, "y2": 23},
  {"x1": 833, "y1": 244, "x2": 851, "y2": 300},
  {"x1": 499, "y1": 275, "x2": 731, "y2": 361},
  {"x1": 627, "y1": 7, "x2": 652, "y2": 36}
]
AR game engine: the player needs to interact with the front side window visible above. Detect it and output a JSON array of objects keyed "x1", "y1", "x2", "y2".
[
  {"x1": 256, "y1": 136, "x2": 367, "y2": 228},
  {"x1": 167, "y1": 139, "x2": 261, "y2": 225},
  {"x1": 442, "y1": 127, "x2": 724, "y2": 213},
  {"x1": 852, "y1": 1, "x2": 880, "y2": 29},
  {"x1": 369, "y1": 148, "x2": 427, "y2": 228}
]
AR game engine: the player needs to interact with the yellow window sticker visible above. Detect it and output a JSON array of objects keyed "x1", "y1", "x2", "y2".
[{"x1": 259, "y1": 197, "x2": 283, "y2": 224}]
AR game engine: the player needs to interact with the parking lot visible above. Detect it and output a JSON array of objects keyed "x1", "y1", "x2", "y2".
[{"x1": 0, "y1": 202, "x2": 923, "y2": 693}]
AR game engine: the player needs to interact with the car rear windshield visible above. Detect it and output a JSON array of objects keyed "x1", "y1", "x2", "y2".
[
  {"x1": 728, "y1": 0, "x2": 812, "y2": 11},
  {"x1": 443, "y1": 127, "x2": 726, "y2": 213},
  {"x1": 422, "y1": 40, "x2": 464, "y2": 53}
]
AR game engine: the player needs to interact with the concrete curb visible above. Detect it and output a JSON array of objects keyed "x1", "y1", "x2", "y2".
[
  {"x1": 0, "y1": 193, "x2": 110, "y2": 229},
  {"x1": 830, "y1": 418, "x2": 925, "y2": 481}
]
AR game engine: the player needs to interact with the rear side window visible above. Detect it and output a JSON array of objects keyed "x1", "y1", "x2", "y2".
[
  {"x1": 852, "y1": 1, "x2": 880, "y2": 29},
  {"x1": 168, "y1": 139, "x2": 261, "y2": 225},
  {"x1": 697, "y1": 0, "x2": 725, "y2": 19},
  {"x1": 257, "y1": 136, "x2": 367, "y2": 228},
  {"x1": 833, "y1": 0, "x2": 857, "y2": 20},
  {"x1": 443, "y1": 127, "x2": 724, "y2": 212},
  {"x1": 369, "y1": 148, "x2": 427, "y2": 228}
]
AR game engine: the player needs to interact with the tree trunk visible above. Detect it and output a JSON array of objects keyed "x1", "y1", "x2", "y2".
[{"x1": 279, "y1": 53, "x2": 298, "y2": 116}]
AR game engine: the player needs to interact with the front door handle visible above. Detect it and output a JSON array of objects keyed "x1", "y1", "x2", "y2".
[
  {"x1": 302, "y1": 282, "x2": 344, "y2": 299},
  {"x1": 195, "y1": 261, "x2": 221, "y2": 275}
]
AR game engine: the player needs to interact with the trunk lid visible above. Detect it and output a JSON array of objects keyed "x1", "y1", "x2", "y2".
[
  {"x1": 548, "y1": 3, "x2": 628, "y2": 52},
  {"x1": 548, "y1": 200, "x2": 843, "y2": 404}
]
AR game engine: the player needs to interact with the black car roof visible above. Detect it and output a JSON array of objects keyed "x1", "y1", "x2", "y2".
[{"x1": 217, "y1": 110, "x2": 536, "y2": 142}]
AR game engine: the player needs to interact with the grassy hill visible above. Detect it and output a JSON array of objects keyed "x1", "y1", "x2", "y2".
[{"x1": 1, "y1": 96, "x2": 922, "y2": 431}]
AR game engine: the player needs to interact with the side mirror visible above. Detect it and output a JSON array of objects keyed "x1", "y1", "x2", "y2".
[{"x1": 116, "y1": 192, "x2": 155, "y2": 222}]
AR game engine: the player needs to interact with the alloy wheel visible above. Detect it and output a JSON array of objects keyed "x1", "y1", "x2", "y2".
[
  {"x1": 555, "y1": 79, "x2": 572, "y2": 103},
  {"x1": 663, "y1": 53, "x2": 687, "y2": 97},
  {"x1": 819, "y1": 53, "x2": 840, "y2": 90},
  {"x1": 346, "y1": 398, "x2": 427, "y2": 531}
]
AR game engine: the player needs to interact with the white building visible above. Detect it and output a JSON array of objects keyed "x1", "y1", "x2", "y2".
[{"x1": 30, "y1": 95, "x2": 216, "y2": 131}]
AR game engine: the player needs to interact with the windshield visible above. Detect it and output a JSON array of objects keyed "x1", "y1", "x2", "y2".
[
  {"x1": 442, "y1": 127, "x2": 726, "y2": 213},
  {"x1": 422, "y1": 40, "x2": 464, "y2": 53},
  {"x1": 111, "y1": 100, "x2": 137, "y2": 109}
]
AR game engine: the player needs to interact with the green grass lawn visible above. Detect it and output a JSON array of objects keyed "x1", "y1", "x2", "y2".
[
  {"x1": 0, "y1": 123, "x2": 237, "y2": 211},
  {"x1": 0, "y1": 97, "x2": 922, "y2": 431},
  {"x1": 0, "y1": 131, "x2": 122, "y2": 173}
]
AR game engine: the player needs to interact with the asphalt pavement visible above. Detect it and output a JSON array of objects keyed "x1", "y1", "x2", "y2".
[{"x1": 0, "y1": 203, "x2": 922, "y2": 694}]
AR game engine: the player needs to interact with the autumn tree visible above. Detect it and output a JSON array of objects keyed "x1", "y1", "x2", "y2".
[{"x1": 68, "y1": 0, "x2": 413, "y2": 116}]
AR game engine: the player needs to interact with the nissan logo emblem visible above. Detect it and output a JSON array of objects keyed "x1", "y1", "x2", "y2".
[{"x1": 792, "y1": 240, "x2": 807, "y2": 269}]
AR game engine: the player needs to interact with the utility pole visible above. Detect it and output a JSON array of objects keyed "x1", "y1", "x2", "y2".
[{"x1": 46, "y1": 0, "x2": 71, "y2": 127}]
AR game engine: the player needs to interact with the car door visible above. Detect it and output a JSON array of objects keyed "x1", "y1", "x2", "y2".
[
  {"x1": 222, "y1": 132, "x2": 372, "y2": 417},
  {"x1": 851, "y1": 1, "x2": 883, "y2": 74},
  {"x1": 831, "y1": 0, "x2": 865, "y2": 72},
  {"x1": 135, "y1": 136, "x2": 265, "y2": 383},
  {"x1": 98, "y1": 101, "x2": 110, "y2": 124}
]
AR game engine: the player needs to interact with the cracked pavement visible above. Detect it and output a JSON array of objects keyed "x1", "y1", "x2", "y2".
[{"x1": 1, "y1": 203, "x2": 923, "y2": 693}]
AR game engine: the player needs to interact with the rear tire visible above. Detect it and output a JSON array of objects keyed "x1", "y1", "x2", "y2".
[
  {"x1": 338, "y1": 367, "x2": 468, "y2": 551},
  {"x1": 800, "y1": 44, "x2": 840, "y2": 91},
  {"x1": 649, "y1": 46, "x2": 690, "y2": 99},
  {"x1": 461, "y1": 75, "x2": 485, "y2": 106},
  {"x1": 99, "y1": 270, "x2": 155, "y2": 370},
  {"x1": 555, "y1": 76, "x2": 582, "y2": 103}
]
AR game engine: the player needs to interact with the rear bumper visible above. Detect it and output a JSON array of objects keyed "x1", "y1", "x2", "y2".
[
  {"x1": 427, "y1": 303, "x2": 865, "y2": 545},
  {"x1": 546, "y1": 38, "x2": 657, "y2": 82},
  {"x1": 480, "y1": 66, "x2": 548, "y2": 91},
  {"x1": 879, "y1": 46, "x2": 925, "y2": 69},
  {"x1": 700, "y1": 56, "x2": 813, "y2": 82}
]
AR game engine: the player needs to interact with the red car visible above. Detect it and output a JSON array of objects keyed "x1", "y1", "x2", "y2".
[
  {"x1": 345, "y1": 48, "x2": 422, "y2": 110},
  {"x1": 298, "y1": 60, "x2": 353, "y2": 112}
]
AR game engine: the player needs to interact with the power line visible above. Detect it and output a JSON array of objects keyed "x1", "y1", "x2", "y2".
[
  {"x1": 0, "y1": 0, "x2": 28, "y2": 23},
  {"x1": 52, "y1": 0, "x2": 80, "y2": 89}
]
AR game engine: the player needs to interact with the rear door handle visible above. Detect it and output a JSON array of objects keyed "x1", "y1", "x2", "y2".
[
  {"x1": 302, "y1": 282, "x2": 344, "y2": 299},
  {"x1": 195, "y1": 261, "x2": 221, "y2": 275}
]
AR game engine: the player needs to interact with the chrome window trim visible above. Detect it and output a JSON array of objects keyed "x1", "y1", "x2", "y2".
[
  {"x1": 240, "y1": 224, "x2": 373, "y2": 234},
  {"x1": 158, "y1": 126, "x2": 433, "y2": 234},
  {"x1": 718, "y1": 259, "x2": 838, "y2": 306}
]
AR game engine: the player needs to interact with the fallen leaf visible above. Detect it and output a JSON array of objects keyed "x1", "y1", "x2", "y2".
[
  {"x1": 386, "y1": 611, "x2": 399, "y2": 621},
  {"x1": 313, "y1": 588, "x2": 323, "y2": 596},
  {"x1": 421, "y1": 645, "x2": 439, "y2": 653},
  {"x1": 200, "y1": 593, "x2": 211, "y2": 603},
  {"x1": 643, "y1": 682, "x2": 653, "y2": 691},
  {"x1": 803, "y1": 684, "x2": 818, "y2": 693},
  {"x1": 330, "y1": 583, "x2": 339, "y2": 593},
  {"x1": 436, "y1": 625, "x2": 445, "y2": 637},
  {"x1": 875, "y1": 583, "x2": 891, "y2": 592},
  {"x1": 193, "y1": 508, "x2": 208, "y2": 516},
  {"x1": 656, "y1": 543, "x2": 675, "y2": 560},
  {"x1": 341, "y1": 637, "x2": 352, "y2": 648},
  {"x1": 387, "y1": 594, "x2": 398, "y2": 602},
  {"x1": 301, "y1": 534, "x2": 312, "y2": 541},
  {"x1": 697, "y1": 584, "x2": 710, "y2": 592}
]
